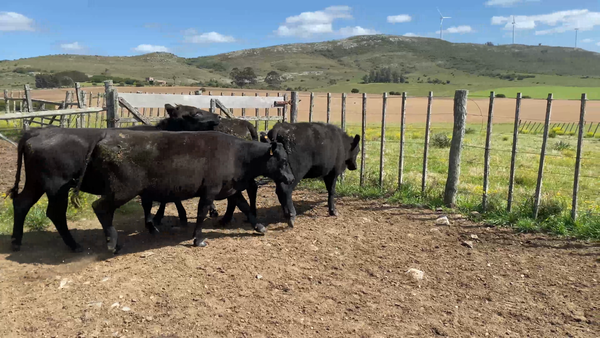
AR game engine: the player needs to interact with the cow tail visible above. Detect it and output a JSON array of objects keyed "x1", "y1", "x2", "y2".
[
  {"x1": 7, "y1": 135, "x2": 27, "y2": 199},
  {"x1": 70, "y1": 131, "x2": 106, "y2": 208}
]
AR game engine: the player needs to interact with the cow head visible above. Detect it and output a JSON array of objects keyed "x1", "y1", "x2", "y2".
[
  {"x1": 163, "y1": 104, "x2": 220, "y2": 131},
  {"x1": 259, "y1": 131, "x2": 270, "y2": 143},
  {"x1": 265, "y1": 141, "x2": 294, "y2": 185},
  {"x1": 346, "y1": 134, "x2": 360, "y2": 170}
]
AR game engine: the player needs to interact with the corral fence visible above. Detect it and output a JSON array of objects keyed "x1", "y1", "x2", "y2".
[{"x1": 1, "y1": 83, "x2": 598, "y2": 222}]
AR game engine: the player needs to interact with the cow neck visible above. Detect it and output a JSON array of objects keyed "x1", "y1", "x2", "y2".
[{"x1": 240, "y1": 142, "x2": 271, "y2": 179}]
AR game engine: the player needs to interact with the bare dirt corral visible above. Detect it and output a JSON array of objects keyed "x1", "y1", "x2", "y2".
[
  {"x1": 0, "y1": 140, "x2": 599, "y2": 337},
  {"x1": 15, "y1": 87, "x2": 600, "y2": 124}
]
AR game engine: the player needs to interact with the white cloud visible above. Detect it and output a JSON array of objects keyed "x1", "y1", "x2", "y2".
[
  {"x1": 387, "y1": 15, "x2": 412, "y2": 24},
  {"x1": 436, "y1": 25, "x2": 475, "y2": 34},
  {"x1": 0, "y1": 12, "x2": 34, "y2": 31},
  {"x1": 581, "y1": 38, "x2": 593, "y2": 43},
  {"x1": 485, "y1": 0, "x2": 540, "y2": 7},
  {"x1": 183, "y1": 30, "x2": 236, "y2": 43},
  {"x1": 403, "y1": 32, "x2": 419, "y2": 37},
  {"x1": 492, "y1": 9, "x2": 600, "y2": 35},
  {"x1": 338, "y1": 26, "x2": 379, "y2": 37},
  {"x1": 275, "y1": 6, "x2": 375, "y2": 38},
  {"x1": 597, "y1": 42, "x2": 600, "y2": 46},
  {"x1": 60, "y1": 42, "x2": 84, "y2": 51},
  {"x1": 132, "y1": 44, "x2": 170, "y2": 53}
]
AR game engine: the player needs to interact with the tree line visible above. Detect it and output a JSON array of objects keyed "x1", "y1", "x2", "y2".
[{"x1": 362, "y1": 67, "x2": 408, "y2": 84}]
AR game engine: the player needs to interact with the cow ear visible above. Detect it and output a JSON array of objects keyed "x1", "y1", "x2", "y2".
[
  {"x1": 351, "y1": 134, "x2": 360, "y2": 150},
  {"x1": 165, "y1": 104, "x2": 176, "y2": 117},
  {"x1": 270, "y1": 141, "x2": 278, "y2": 155}
]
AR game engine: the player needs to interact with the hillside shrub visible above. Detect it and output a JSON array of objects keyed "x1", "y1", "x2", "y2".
[
  {"x1": 351, "y1": 88, "x2": 359, "y2": 93},
  {"x1": 495, "y1": 93, "x2": 506, "y2": 98},
  {"x1": 549, "y1": 130, "x2": 557, "y2": 138},
  {"x1": 523, "y1": 95, "x2": 532, "y2": 99},
  {"x1": 553, "y1": 140, "x2": 571, "y2": 151},
  {"x1": 465, "y1": 128, "x2": 476, "y2": 135},
  {"x1": 431, "y1": 133, "x2": 451, "y2": 148}
]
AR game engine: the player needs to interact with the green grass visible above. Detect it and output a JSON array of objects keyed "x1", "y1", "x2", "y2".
[
  {"x1": 298, "y1": 121, "x2": 600, "y2": 240},
  {"x1": 470, "y1": 86, "x2": 600, "y2": 100}
]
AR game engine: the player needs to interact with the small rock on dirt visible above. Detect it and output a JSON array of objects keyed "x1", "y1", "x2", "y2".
[
  {"x1": 121, "y1": 306, "x2": 131, "y2": 312},
  {"x1": 256, "y1": 274, "x2": 263, "y2": 279},
  {"x1": 435, "y1": 216, "x2": 450, "y2": 226},
  {"x1": 110, "y1": 302, "x2": 120, "y2": 309},
  {"x1": 87, "y1": 301, "x2": 103, "y2": 308},
  {"x1": 471, "y1": 234, "x2": 479, "y2": 240},
  {"x1": 406, "y1": 268, "x2": 424, "y2": 281},
  {"x1": 100, "y1": 277, "x2": 110, "y2": 283},
  {"x1": 140, "y1": 252, "x2": 155, "y2": 258},
  {"x1": 59, "y1": 278, "x2": 71, "y2": 289},
  {"x1": 462, "y1": 241, "x2": 474, "y2": 249}
]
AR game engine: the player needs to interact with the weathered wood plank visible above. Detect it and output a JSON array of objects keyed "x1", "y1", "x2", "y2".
[
  {"x1": 444, "y1": 90, "x2": 468, "y2": 207},
  {"x1": 533, "y1": 94, "x2": 553, "y2": 219},
  {"x1": 571, "y1": 93, "x2": 587, "y2": 221},
  {"x1": 0, "y1": 107, "x2": 104, "y2": 120},
  {"x1": 118, "y1": 93, "x2": 285, "y2": 109},
  {"x1": 118, "y1": 97, "x2": 150, "y2": 125}
]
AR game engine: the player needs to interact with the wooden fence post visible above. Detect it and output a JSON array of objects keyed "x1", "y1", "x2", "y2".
[
  {"x1": 571, "y1": 93, "x2": 587, "y2": 221},
  {"x1": 309, "y1": 92, "x2": 315, "y2": 122},
  {"x1": 341, "y1": 93, "x2": 347, "y2": 132},
  {"x1": 254, "y1": 93, "x2": 259, "y2": 129},
  {"x1": 23, "y1": 84, "x2": 33, "y2": 130},
  {"x1": 3, "y1": 90, "x2": 8, "y2": 114},
  {"x1": 290, "y1": 92, "x2": 299, "y2": 123},
  {"x1": 422, "y1": 91, "x2": 433, "y2": 194},
  {"x1": 265, "y1": 93, "x2": 270, "y2": 131},
  {"x1": 104, "y1": 80, "x2": 117, "y2": 128},
  {"x1": 443, "y1": 90, "x2": 468, "y2": 207},
  {"x1": 277, "y1": 92, "x2": 282, "y2": 118},
  {"x1": 507, "y1": 93, "x2": 522, "y2": 212},
  {"x1": 360, "y1": 93, "x2": 367, "y2": 187},
  {"x1": 327, "y1": 93, "x2": 331, "y2": 124},
  {"x1": 398, "y1": 92, "x2": 407, "y2": 189},
  {"x1": 210, "y1": 98, "x2": 217, "y2": 115},
  {"x1": 482, "y1": 91, "x2": 495, "y2": 211},
  {"x1": 533, "y1": 93, "x2": 553, "y2": 219},
  {"x1": 282, "y1": 93, "x2": 288, "y2": 122},
  {"x1": 241, "y1": 93, "x2": 246, "y2": 117},
  {"x1": 379, "y1": 92, "x2": 388, "y2": 188}
]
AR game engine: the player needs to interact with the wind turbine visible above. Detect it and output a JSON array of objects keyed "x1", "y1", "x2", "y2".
[
  {"x1": 512, "y1": 16, "x2": 516, "y2": 44},
  {"x1": 575, "y1": 28, "x2": 579, "y2": 49},
  {"x1": 437, "y1": 8, "x2": 451, "y2": 40}
]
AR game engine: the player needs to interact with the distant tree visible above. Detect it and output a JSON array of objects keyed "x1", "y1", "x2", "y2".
[
  {"x1": 54, "y1": 70, "x2": 88, "y2": 82},
  {"x1": 485, "y1": 42, "x2": 494, "y2": 46},
  {"x1": 230, "y1": 67, "x2": 257, "y2": 87},
  {"x1": 351, "y1": 88, "x2": 359, "y2": 93},
  {"x1": 265, "y1": 71, "x2": 283, "y2": 87}
]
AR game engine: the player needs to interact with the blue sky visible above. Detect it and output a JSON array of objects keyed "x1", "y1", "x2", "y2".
[{"x1": 1, "y1": 0, "x2": 599, "y2": 60}]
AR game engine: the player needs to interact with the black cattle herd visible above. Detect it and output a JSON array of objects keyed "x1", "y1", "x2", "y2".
[{"x1": 7, "y1": 104, "x2": 361, "y2": 253}]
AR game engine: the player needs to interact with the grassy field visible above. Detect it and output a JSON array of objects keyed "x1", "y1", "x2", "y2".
[
  {"x1": 471, "y1": 86, "x2": 600, "y2": 100},
  {"x1": 298, "y1": 121, "x2": 600, "y2": 239}
]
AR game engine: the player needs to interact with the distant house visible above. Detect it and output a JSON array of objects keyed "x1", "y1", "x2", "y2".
[
  {"x1": 155, "y1": 80, "x2": 167, "y2": 86},
  {"x1": 146, "y1": 77, "x2": 154, "y2": 82}
]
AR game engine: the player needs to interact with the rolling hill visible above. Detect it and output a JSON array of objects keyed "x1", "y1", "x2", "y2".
[{"x1": 1, "y1": 35, "x2": 600, "y2": 97}]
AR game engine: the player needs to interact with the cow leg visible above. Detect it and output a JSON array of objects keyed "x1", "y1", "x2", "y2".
[
  {"x1": 323, "y1": 171, "x2": 339, "y2": 216},
  {"x1": 275, "y1": 182, "x2": 297, "y2": 228},
  {"x1": 141, "y1": 196, "x2": 159, "y2": 234},
  {"x1": 11, "y1": 184, "x2": 44, "y2": 251},
  {"x1": 218, "y1": 197, "x2": 237, "y2": 226},
  {"x1": 232, "y1": 192, "x2": 265, "y2": 234},
  {"x1": 192, "y1": 196, "x2": 216, "y2": 248},
  {"x1": 46, "y1": 189, "x2": 83, "y2": 252},
  {"x1": 174, "y1": 201, "x2": 188, "y2": 226},
  {"x1": 209, "y1": 203, "x2": 219, "y2": 218},
  {"x1": 92, "y1": 197, "x2": 122, "y2": 254},
  {"x1": 152, "y1": 202, "x2": 166, "y2": 226},
  {"x1": 246, "y1": 179, "x2": 259, "y2": 222}
]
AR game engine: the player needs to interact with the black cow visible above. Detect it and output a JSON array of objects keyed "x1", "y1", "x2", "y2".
[
  {"x1": 158, "y1": 104, "x2": 261, "y2": 226},
  {"x1": 8, "y1": 110, "x2": 220, "y2": 252},
  {"x1": 260, "y1": 122, "x2": 360, "y2": 227},
  {"x1": 85, "y1": 130, "x2": 293, "y2": 252}
]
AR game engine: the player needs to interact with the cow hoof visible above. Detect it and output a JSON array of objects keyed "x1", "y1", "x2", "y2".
[
  {"x1": 11, "y1": 242, "x2": 21, "y2": 252},
  {"x1": 254, "y1": 224, "x2": 266, "y2": 234},
  {"x1": 193, "y1": 238, "x2": 208, "y2": 247},
  {"x1": 209, "y1": 210, "x2": 219, "y2": 218},
  {"x1": 152, "y1": 218, "x2": 163, "y2": 226},
  {"x1": 148, "y1": 226, "x2": 160, "y2": 235},
  {"x1": 287, "y1": 218, "x2": 295, "y2": 228},
  {"x1": 329, "y1": 210, "x2": 338, "y2": 216},
  {"x1": 112, "y1": 244, "x2": 122, "y2": 255},
  {"x1": 107, "y1": 240, "x2": 118, "y2": 253},
  {"x1": 218, "y1": 218, "x2": 232, "y2": 227}
]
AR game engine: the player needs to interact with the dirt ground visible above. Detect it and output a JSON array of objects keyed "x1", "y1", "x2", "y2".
[
  {"x1": 10, "y1": 86, "x2": 600, "y2": 124},
  {"x1": 0, "y1": 134, "x2": 599, "y2": 337}
]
